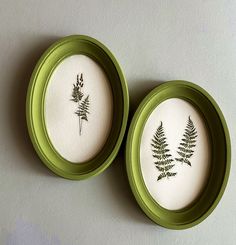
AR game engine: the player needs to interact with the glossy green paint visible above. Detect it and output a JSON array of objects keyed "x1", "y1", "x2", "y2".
[
  {"x1": 26, "y1": 35, "x2": 129, "y2": 180},
  {"x1": 126, "y1": 81, "x2": 231, "y2": 229}
]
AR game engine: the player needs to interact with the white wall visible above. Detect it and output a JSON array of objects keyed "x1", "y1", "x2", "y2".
[{"x1": 0, "y1": 0, "x2": 235, "y2": 244}]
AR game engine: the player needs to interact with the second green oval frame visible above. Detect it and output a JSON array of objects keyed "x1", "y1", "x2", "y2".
[{"x1": 126, "y1": 81, "x2": 230, "y2": 229}]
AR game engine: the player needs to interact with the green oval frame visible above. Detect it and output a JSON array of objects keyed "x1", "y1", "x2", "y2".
[
  {"x1": 126, "y1": 81, "x2": 231, "y2": 229},
  {"x1": 26, "y1": 35, "x2": 129, "y2": 180}
]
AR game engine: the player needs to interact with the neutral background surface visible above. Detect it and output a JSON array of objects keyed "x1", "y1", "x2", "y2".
[{"x1": 0, "y1": 0, "x2": 235, "y2": 244}]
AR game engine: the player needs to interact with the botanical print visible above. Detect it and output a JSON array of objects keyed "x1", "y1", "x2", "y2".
[
  {"x1": 151, "y1": 116, "x2": 198, "y2": 181},
  {"x1": 151, "y1": 121, "x2": 176, "y2": 181},
  {"x1": 175, "y1": 116, "x2": 198, "y2": 166},
  {"x1": 71, "y1": 73, "x2": 90, "y2": 135}
]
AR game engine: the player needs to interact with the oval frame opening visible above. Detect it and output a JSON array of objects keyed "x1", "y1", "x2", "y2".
[{"x1": 140, "y1": 97, "x2": 212, "y2": 211}]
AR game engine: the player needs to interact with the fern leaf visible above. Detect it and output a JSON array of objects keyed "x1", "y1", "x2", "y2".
[
  {"x1": 175, "y1": 158, "x2": 183, "y2": 163},
  {"x1": 154, "y1": 159, "x2": 173, "y2": 165},
  {"x1": 175, "y1": 116, "x2": 197, "y2": 166},
  {"x1": 151, "y1": 121, "x2": 176, "y2": 181},
  {"x1": 76, "y1": 95, "x2": 90, "y2": 121},
  {"x1": 156, "y1": 166, "x2": 165, "y2": 172},
  {"x1": 177, "y1": 151, "x2": 185, "y2": 158},
  {"x1": 71, "y1": 85, "x2": 83, "y2": 102},
  {"x1": 157, "y1": 172, "x2": 166, "y2": 181},
  {"x1": 184, "y1": 158, "x2": 191, "y2": 166},
  {"x1": 165, "y1": 164, "x2": 175, "y2": 171},
  {"x1": 186, "y1": 152, "x2": 193, "y2": 157},
  {"x1": 167, "y1": 172, "x2": 177, "y2": 177}
]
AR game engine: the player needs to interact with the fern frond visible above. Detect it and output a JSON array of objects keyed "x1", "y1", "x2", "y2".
[
  {"x1": 167, "y1": 172, "x2": 177, "y2": 177},
  {"x1": 151, "y1": 121, "x2": 176, "y2": 181},
  {"x1": 175, "y1": 116, "x2": 197, "y2": 166},
  {"x1": 175, "y1": 158, "x2": 184, "y2": 163},
  {"x1": 71, "y1": 84, "x2": 83, "y2": 102},
  {"x1": 157, "y1": 172, "x2": 166, "y2": 181},
  {"x1": 76, "y1": 95, "x2": 90, "y2": 121},
  {"x1": 165, "y1": 164, "x2": 175, "y2": 171}
]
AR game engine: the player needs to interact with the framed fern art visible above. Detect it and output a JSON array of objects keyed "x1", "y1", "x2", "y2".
[
  {"x1": 126, "y1": 81, "x2": 231, "y2": 229},
  {"x1": 26, "y1": 35, "x2": 129, "y2": 180}
]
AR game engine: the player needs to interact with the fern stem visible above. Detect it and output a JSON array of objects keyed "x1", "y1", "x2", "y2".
[
  {"x1": 79, "y1": 115, "x2": 82, "y2": 135},
  {"x1": 78, "y1": 87, "x2": 82, "y2": 135}
]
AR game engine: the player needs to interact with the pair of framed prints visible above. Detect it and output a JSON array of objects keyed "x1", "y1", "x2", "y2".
[{"x1": 26, "y1": 35, "x2": 231, "y2": 229}]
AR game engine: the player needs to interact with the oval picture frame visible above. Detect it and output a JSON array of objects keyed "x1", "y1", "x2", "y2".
[
  {"x1": 26, "y1": 35, "x2": 129, "y2": 180},
  {"x1": 126, "y1": 81, "x2": 230, "y2": 229}
]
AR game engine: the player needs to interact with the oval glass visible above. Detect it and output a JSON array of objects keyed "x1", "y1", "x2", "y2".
[
  {"x1": 126, "y1": 81, "x2": 230, "y2": 229},
  {"x1": 140, "y1": 98, "x2": 211, "y2": 210},
  {"x1": 44, "y1": 54, "x2": 113, "y2": 163},
  {"x1": 26, "y1": 35, "x2": 129, "y2": 180}
]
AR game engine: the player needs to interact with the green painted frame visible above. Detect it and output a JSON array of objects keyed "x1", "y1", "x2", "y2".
[
  {"x1": 126, "y1": 81, "x2": 231, "y2": 229},
  {"x1": 26, "y1": 35, "x2": 129, "y2": 180}
]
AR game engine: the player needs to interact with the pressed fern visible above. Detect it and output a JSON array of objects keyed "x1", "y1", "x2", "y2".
[
  {"x1": 71, "y1": 74, "x2": 84, "y2": 102},
  {"x1": 76, "y1": 95, "x2": 90, "y2": 121},
  {"x1": 71, "y1": 84, "x2": 83, "y2": 102},
  {"x1": 175, "y1": 116, "x2": 197, "y2": 166},
  {"x1": 71, "y1": 73, "x2": 90, "y2": 135},
  {"x1": 151, "y1": 121, "x2": 176, "y2": 181}
]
